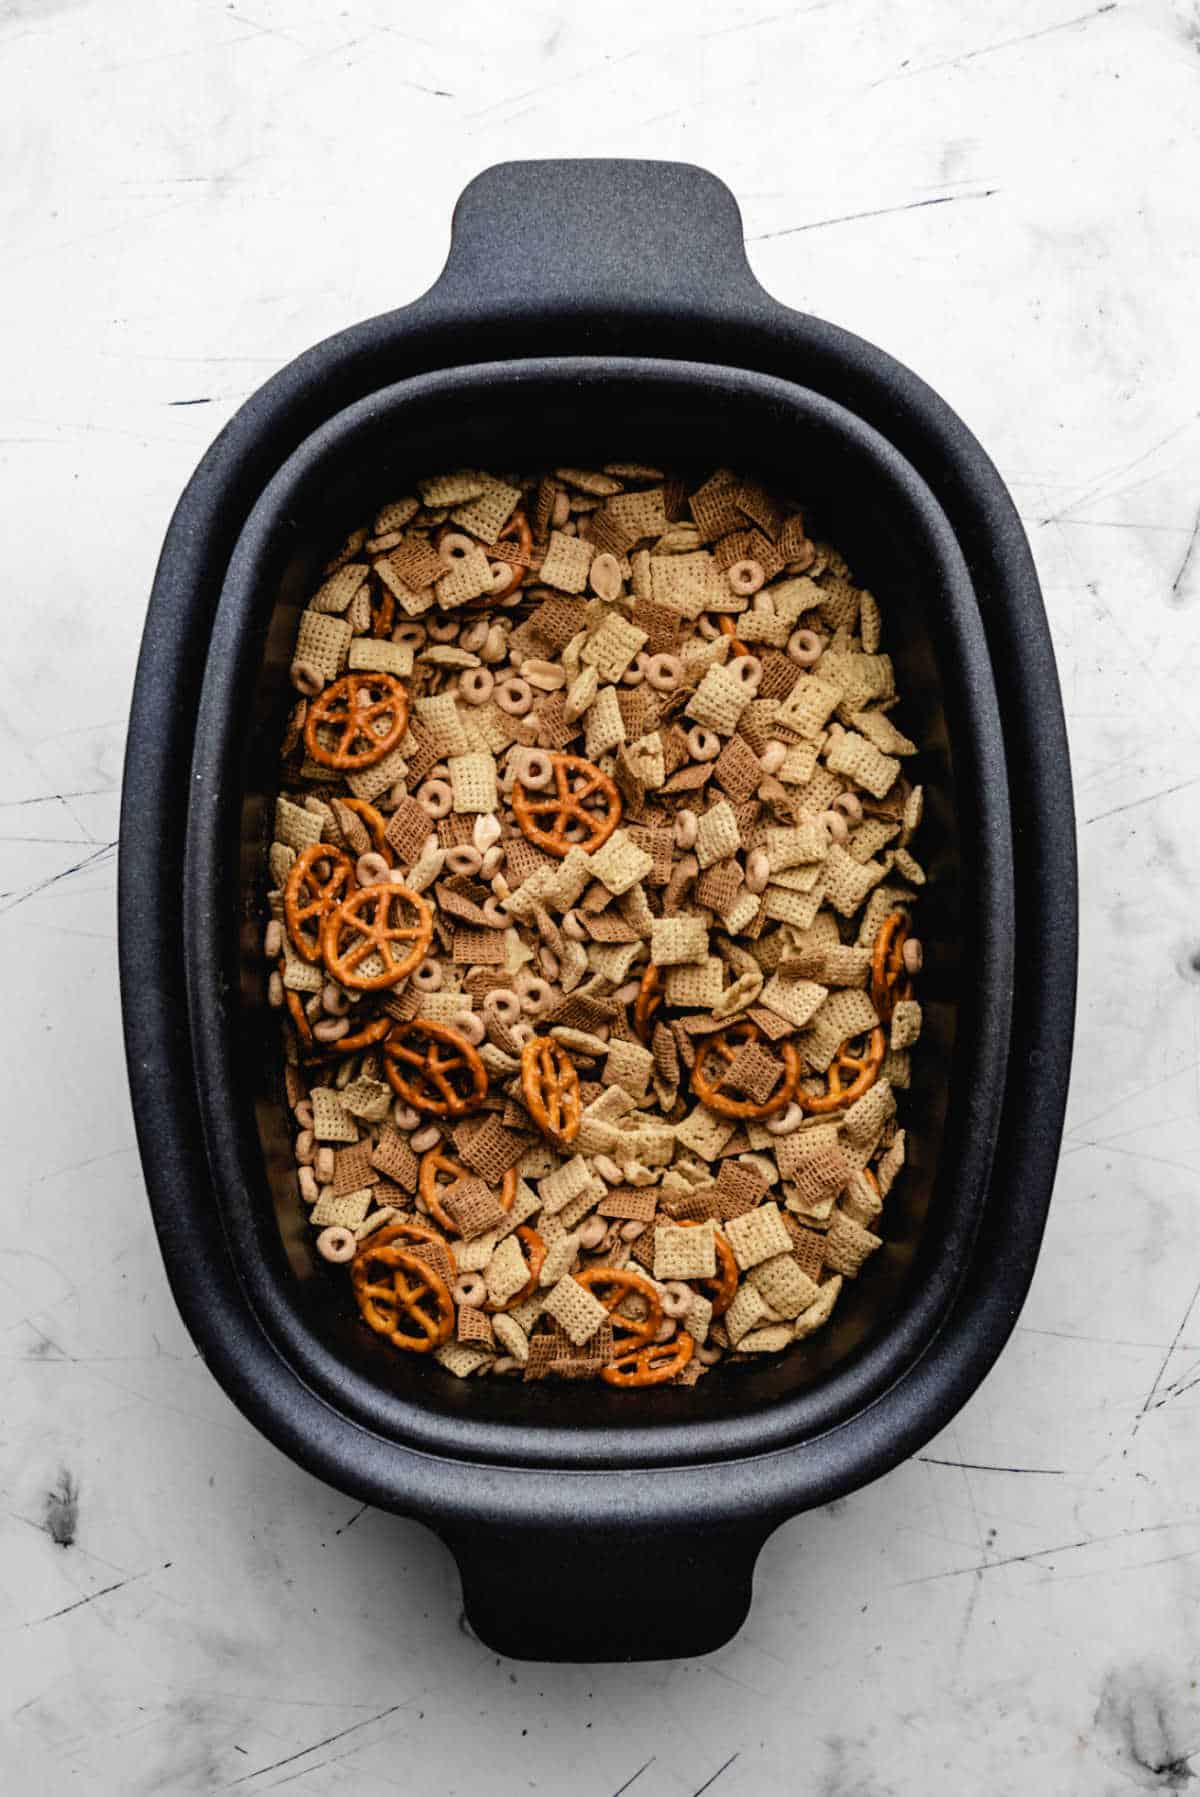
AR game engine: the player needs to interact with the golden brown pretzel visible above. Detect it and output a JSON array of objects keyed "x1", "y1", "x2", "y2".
[
  {"x1": 284, "y1": 843, "x2": 353, "y2": 963},
  {"x1": 520, "y1": 1036, "x2": 581, "y2": 1147},
  {"x1": 800, "y1": 1027, "x2": 887, "y2": 1114},
  {"x1": 574, "y1": 1267, "x2": 663, "y2": 1348},
  {"x1": 601, "y1": 1331, "x2": 694, "y2": 1388},
  {"x1": 870, "y1": 909, "x2": 912, "y2": 1023},
  {"x1": 418, "y1": 1146, "x2": 517, "y2": 1234},
  {"x1": 320, "y1": 882, "x2": 432, "y2": 991},
  {"x1": 383, "y1": 1020, "x2": 490, "y2": 1116},
  {"x1": 689, "y1": 1018, "x2": 802, "y2": 1119},
  {"x1": 350, "y1": 1240, "x2": 454, "y2": 1352},
  {"x1": 303, "y1": 672, "x2": 408, "y2": 771},
  {"x1": 511, "y1": 752, "x2": 622, "y2": 858},
  {"x1": 339, "y1": 797, "x2": 392, "y2": 859},
  {"x1": 632, "y1": 963, "x2": 663, "y2": 1046}
]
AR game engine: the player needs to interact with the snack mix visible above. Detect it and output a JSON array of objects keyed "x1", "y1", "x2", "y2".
[{"x1": 265, "y1": 466, "x2": 926, "y2": 1388}]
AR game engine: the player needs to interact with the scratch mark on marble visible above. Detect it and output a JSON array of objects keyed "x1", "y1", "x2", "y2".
[
  {"x1": 611, "y1": 1758, "x2": 656, "y2": 1796},
  {"x1": 897, "y1": 1522, "x2": 1187, "y2": 1586},
  {"x1": 225, "y1": 1705, "x2": 402, "y2": 1785},
  {"x1": 1131, "y1": 1277, "x2": 1200, "y2": 1437},
  {"x1": 1169, "y1": 503, "x2": 1200, "y2": 606},
  {"x1": 1083, "y1": 777, "x2": 1200, "y2": 826},
  {"x1": 27, "y1": 1565, "x2": 162, "y2": 1626},
  {"x1": 0, "y1": 838, "x2": 117, "y2": 916},
  {"x1": 167, "y1": 397, "x2": 213, "y2": 407},
  {"x1": 748, "y1": 190, "x2": 999, "y2": 241},
  {"x1": 333, "y1": 1502, "x2": 369, "y2": 1536},
  {"x1": 1039, "y1": 413, "x2": 1200, "y2": 525},
  {"x1": 33, "y1": 1144, "x2": 137, "y2": 1184},
  {"x1": 918, "y1": 1456, "x2": 1067, "y2": 1474},
  {"x1": 876, "y1": 3, "x2": 1118, "y2": 87},
  {"x1": 689, "y1": 1753, "x2": 740, "y2": 1797},
  {"x1": 463, "y1": 46, "x2": 646, "y2": 121}
]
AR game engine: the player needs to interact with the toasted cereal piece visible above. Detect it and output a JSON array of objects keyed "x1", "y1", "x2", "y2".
[
  {"x1": 581, "y1": 613, "x2": 648, "y2": 682},
  {"x1": 309, "y1": 563, "x2": 368, "y2": 615},
  {"x1": 583, "y1": 684, "x2": 627, "y2": 759},
  {"x1": 539, "y1": 1155, "x2": 595, "y2": 1214},
  {"x1": 843, "y1": 1080, "x2": 895, "y2": 1153},
  {"x1": 664, "y1": 957, "x2": 725, "y2": 1009},
  {"x1": 486, "y1": 1233, "x2": 534, "y2": 1309},
  {"x1": 310, "y1": 1186, "x2": 373, "y2": 1228},
  {"x1": 824, "y1": 729, "x2": 900, "y2": 800},
  {"x1": 766, "y1": 821, "x2": 830, "y2": 872},
  {"x1": 436, "y1": 544, "x2": 494, "y2": 609},
  {"x1": 419, "y1": 470, "x2": 487, "y2": 506},
  {"x1": 654, "y1": 1219, "x2": 718, "y2": 1282},
  {"x1": 436, "y1": 1342, "x2": 493, "y2": 1378},
  {"x1": 448, "y1": 751, "x2": 498, "y2": 814},
  {"x1": 775, "y1": 676, "x2": 840, "y2": 739},
  {"x1": 274, "y1": 796, "x2": 324, "y2": 853},
  {"x1": 295, "y1": 610, "x2": 353, "y2": 683},
  {"x1": 650, "y1": 550, "x2": 721, "y2": 619},
  {"x1": 348, "y1": 638, "x2": 413, "y2": 678},
  {"x1": 542, "y1": 1274, "x2": 610, "y2": 1344},
  {"x1": 414, "y1": 692, "x2": 471, "y2": 758},
  {"x1": 492, "y1": 1312, "x2": 530, "y2": 1363},
  {"x1": 539, "y1": 1229, "x2": 583, "y2": 1288},
  {"x1": 891, "y1": 847, "x2": 925, "y2": 886},
  {"x1": 822, "y1": 843, "x2": 886, "y2": 918},
  {"x1": 586, "y1": 829, "x2": 653, "y2": 896},
  {"x1": 726, "y1": 1281, "x2": 777, "y2": 1345},
  {"x1": 849, "y1": 709, "x2": 916, "y2": 757},
  {"x1": 758, "y1": 973, "x2": 828, "y2": 1031},
  {"x1": 822, "y1": 1211, "x2": 881, "y2": 1277},
  {"x1": 650, "y1": 915, "x2": 709, "y2": 967},
  {"x1": 311, "y1": 1086, "x2": 359, "y2": 1143},
  {"x1": 694, "y1": 799, "x2": 741, "y2": 870},
  {"x1": 686, "y1": 665, "x2": 752, "y2": 736},
  {"x1": 877, "y1": 1128, "x2": 907, "y2": 1196},
  {"x1": 724, "y1": 1201, "x2": 793, "y2": 1271},
  {"x1": 723, "y1": 890, "x2": 761, "y2": 935},
  {"x1": 540, "y1": 530, "x2": 595, "y2": 594},
  {"x1": 791, "y1": 1275, "x2": 842, "y2": 1339},
  {"x1": 450, "y1": 476, "x2": 522, "y2": 545},
  {"x1": 841, "y1": 1166, "x2": 884, "y2": 1227},
  {"x1": 675, "y1": 1105, "x2": 738, "y2": 1160},
  {"x1": 890, "y1": 998, "x2": 922, "y2": 1050},
  {"x1": 602, "y1": 1038, "x2": 655, "y2": 1100}
]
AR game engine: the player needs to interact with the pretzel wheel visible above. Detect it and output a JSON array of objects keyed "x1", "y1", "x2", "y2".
[
  {"x1": 676, "y1": 1220, "x2": 739, "y2": 1317},
  {"x1": 340, "y1": 797, "x2": 392, "y2": 859},
  {"x1": 284, "y1": 843, "x2": 353, "y2": 963},
  {"x1": 418, "y1": 1146, "x2": 517, "y2": 1234},
  {"x1": 602, "y1": 1331, "x2": 694, "y2": 1388},
  {"x1": 371, "y1": 1219, "x2": 451, "y2": 1253},
  {"x1": 718, "y1": 614, "x2": 749, "y2": 658},
  {"x1": 574, "y1": 1266, "x2": 663, "y2": 1347},
  {"x1": 511, "y1": 753, "x2": 622, "y2": 859},
  {"x1": 520, "y1": 1036, "x2": 581, "y2": 1147},
  {"x1": 325, "y1": 1013, "x2": 392, "y2": 1056},
  {"x1": 303, "y1": 672, "x2": 408, "y2": 771},
  {"x1": 801, "y1": 1026, "x2": 887, "y2": 1114},
  {"x1": 870, "y1": 910, "x2": 912, "y2": 1023},
  {"x1": 321, "y1": 882, "x2": 433, "y2": 991},
  {"x1": 491, "y1": 508, "x2": 533, "y2": 601},
  {"x1": 351, "y1": 1240, "x2": 454, "y2": 1352},
  {"x1": 383, "y1": 1019, "x2": 489, "y2": 1116},
  {"x1": 632, "y1": 963, "x2": 662, "y2": 1046},
  {"x1": 689, "y1": 1019, "x2": 802, "y2": 1119}
]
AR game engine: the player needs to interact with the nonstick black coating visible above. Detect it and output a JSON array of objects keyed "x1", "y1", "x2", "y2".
[
  {"x1": 184, "y1": 357, "x2": 1012, "y2": 1470},
  {"x1": 122, "y1": 160, "x2": 1073, "y2": 1658}
]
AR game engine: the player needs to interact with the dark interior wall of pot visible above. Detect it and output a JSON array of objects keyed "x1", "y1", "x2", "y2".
[{"x1": 221, "y1": 369, "x2": 974, "y2": 1433}]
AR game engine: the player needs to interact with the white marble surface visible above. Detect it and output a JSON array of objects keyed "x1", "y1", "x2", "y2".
[{"x1": 4, "y1": 0, "x2": 1200, "y2": 1789}]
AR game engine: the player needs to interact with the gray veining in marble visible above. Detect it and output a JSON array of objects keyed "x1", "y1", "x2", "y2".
[{"x1": 3, "y1": 0, "x2": 1200, "y2": 1791}]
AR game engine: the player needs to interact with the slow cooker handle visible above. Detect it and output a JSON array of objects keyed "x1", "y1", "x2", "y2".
[
  {"x1": 440, "y1": 1517, "x2": 775, "y2": 1661},
  {"x1": 425, "y1": 158, "x2": 768, "y2": 318}
]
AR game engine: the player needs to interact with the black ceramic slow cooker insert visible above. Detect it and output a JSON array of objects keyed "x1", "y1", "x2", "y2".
[{"x1": 119, "y1": 160, "x2": 1076, "y2": 1662}]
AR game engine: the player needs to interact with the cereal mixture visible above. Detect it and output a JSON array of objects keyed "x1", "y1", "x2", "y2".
[{"x1": 264, "y1": 465, "x2": 925, "y2": 1388}]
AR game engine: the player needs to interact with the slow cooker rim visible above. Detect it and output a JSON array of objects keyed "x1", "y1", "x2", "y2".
[{"x1": 121, "y1": 162, "x2": 1074, "y2": 1533}]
